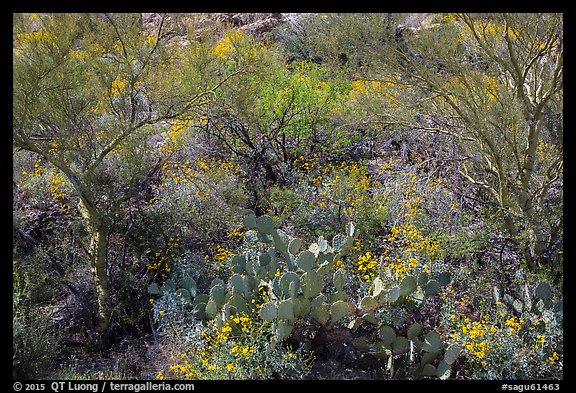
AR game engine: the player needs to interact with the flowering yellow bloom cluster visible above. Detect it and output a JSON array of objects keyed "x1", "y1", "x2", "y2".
[
  {"x1": 147, "y1": 237, "x2": 179, "y2": 274},
  {"x1": 212, "y1": 30, "x2": 245, "y2": 60},
  {"x1": 353, "y1": 252, "x2": 378, "y2": 283}
]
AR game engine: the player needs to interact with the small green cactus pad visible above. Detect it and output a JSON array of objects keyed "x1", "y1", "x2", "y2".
[
  {"x1": 279, "y1": 271, "x2": 300, "y2": 298},
  {"x1": 417, "y1": 271, "x2": 430, "y2": 287},
  {"x1": 210, "y1": 284, "x2": 226, "y2": 307},
  {"x1": 362, "y1": 312, "x2": 380, "y2": 325},
  {"x1": 301, "y1": 270, "x2": 324, "y2": 299},
  {"x1": 256, "y1": 215, "x2": 275, "y2": 234},
  {"x1": 259, "y1": 302, "x2": 277, "y2": 321},
  {"x1": 443, "y1": 344, "x2": 461, "y2": 365},
  {"x1": 421, "y1": 350, "x2": 439, "y2": 365},
  {"x1": 258, "y1": 252, "x2": 271, "y2": 266},
  {"x1": 436, "y1": 360, "x2": 451, "y2": 379},
  {"x1": 163, "y1": 279, "x2": 176, "y2": 292},
  {"x1": 288, "y1": 238, "x2": 304, "y2": 255},
  {"x1": 392, "y1": 336, "x2": 410, "y2": 355},
  {"x1": 317, "y1": 235, "x2": 328, "y2": 253},
  {"x1": 246, "y1": 258, "x2": 259, "y2": 276},
  {"x1": 205, "y1": 299, "x2": 218, "y2": 318},
  {"x1": 388, "y1": 286, "x2": 401, "y2": 303},
  {"x1": 292, "y1": 295, "x2": 311, "y2": 317},
  {"x1": 179, "y1": 277, "x2": 197, "y2": 297},
  {"x1": 352, "y1": 337, "x2": 371, "y2": 353},
  {"x1": 330, "y1": 301, "x2": 355, "y2": 325},
  {"x1": 372, "y1": 277, "x2": 384, "y2": 297},
  {"x1": 232, "y1": 254, "x2": 247, "y2": 269},
  {"x1": 332, "y1": 234, "x2": 346, "y2": 252},
  {"x1": 277, "y1": 299, "x2": 295, "y2": 321},
  {"x1": 424, "y1": 279, "x2": 441, "y2": 297},
  {"x1": 378, "y1": 325, "x2": 396, "y2": 347},
  {"x1": 275, "y1": 320, "x2": 293, "y2": 340},
  {"x1": 421, "y1": 363, "x2": 436, "y2": 377},
  {"x1": 422, "y1": 330, "x2": 442, "y2": 353},
  {"x1": 399, "y1": 275, "x2": 417, "y2": 296},
  {"x1": 192, "y1": 301, "x2": 207, "y2": 320},
  {"x1": 175, "y1": 288, "x2": 192, "y2": 304},
  {"x1": 148, "y1": 282, "x2": 161, "y2": 295},
  {"x1": 296, "y1": 250, "x2": 316, "y2": 273},
  {"x1": 333, "y1": 268, "x2": 346, "y2": 292},
  {"x1": 437, "y1": 271, "x2": 451, "y2": 286},
  {"x1": 310, "y1": 294, "x2": 330, "y2": 325},
  {"x1": 407, "y1": 323, "x2": 423, "y2": 341},
  {"x1": 330, "y1": 291, "x2": 347, "y2": 302},
  {"x1": 242, "y1": 212, "x2": 257, "y2": 228},
  {"x1": 230, "y1": 274, "x2": 246, "y2": 296},
  {"x1": 228, "y1": 293, "x2": 248, "y2": 312},
  {"x1": 272, "y1": 229, "x2": 289, "y2": 258},
  {"x1": 359, "y1": 295, "x2": 378, "y2": 311},
  {"x1": 535, "y1": 282, "x2": 552, "y2": 300}
]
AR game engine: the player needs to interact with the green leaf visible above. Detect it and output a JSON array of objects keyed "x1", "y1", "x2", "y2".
[
  {"x1": 162, "y1": 279, "x2": 176, "y2": 292},
  {"x1": 437, "y1": 271, "x2": 451, "y2": 286},
  {"x1": 258, "y1": 253, "x2": 271, "y2": 266},
  {"x1": 421, "y1": 363, "x2": 436, "y2": 377},
  {"x1": 333, "y1": 268, "x2": 346, "y2": 292},
  {"x1": 230, "y1": 274, "x2": 246, "y2": 295},
  {"x1": 292, "y1": 295, "x2": 311, "y2": 317},
  {"x1": 275, "y1": 320, "x2": 293, "y2": 340},
  {"x1": 205, "y1": 299, "x2": 218, "y2": 318},
  {"x1": 417, "y1": 271, "x2": 430, "y2": 287},
  {"x1": 279, "y1": 271, "x2": 300, "y2": 298}
]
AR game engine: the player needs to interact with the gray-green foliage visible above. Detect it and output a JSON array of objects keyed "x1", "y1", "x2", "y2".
[
  {"x1": 147, "y1": 212, "x2": 458, "y2": 378},
  {"x1": 190, "y1": 213, "x2": 456, "y2": 378}
]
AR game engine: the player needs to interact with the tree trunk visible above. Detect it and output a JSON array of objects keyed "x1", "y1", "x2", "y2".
[{"x1": 78, "y1": 198, "x2": 111, "y2": 336}]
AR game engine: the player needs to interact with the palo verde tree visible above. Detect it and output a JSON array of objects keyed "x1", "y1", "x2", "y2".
[
  {"x1": 13, "y1": 13, "x2": 240, "y2": 338},
  {"x1": 301, "y1": 13, "x2": 563, "y2": 273}
]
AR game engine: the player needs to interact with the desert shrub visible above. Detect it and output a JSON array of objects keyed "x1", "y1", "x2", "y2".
[
  {"x1": 13, "y1": 260, "x2": 62, "y2": 379},
  {"x1": 440, "y1": 279, "x2": 563, "y2": 379}
]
